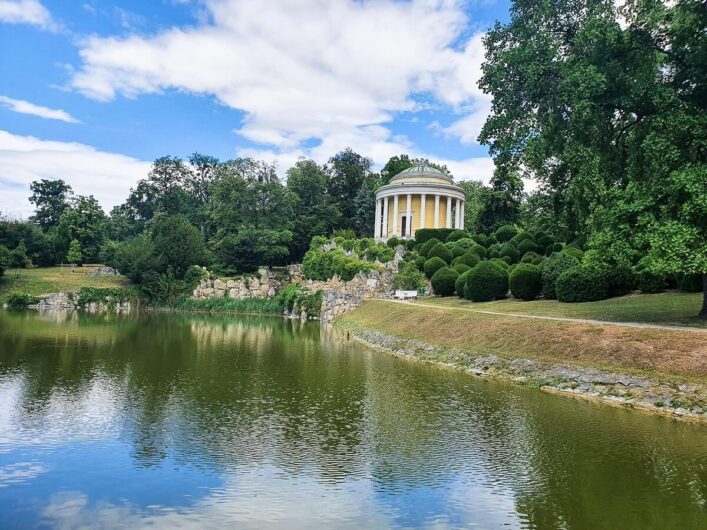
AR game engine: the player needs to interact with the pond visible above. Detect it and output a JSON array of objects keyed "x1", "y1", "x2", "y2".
[{"x1": 0, "y1": 309, "x2": 705, "y2": 529}]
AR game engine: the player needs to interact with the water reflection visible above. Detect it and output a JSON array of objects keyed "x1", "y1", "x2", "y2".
[{"x1": 0, "y1": 309, "x2": 705, "y2": 529}]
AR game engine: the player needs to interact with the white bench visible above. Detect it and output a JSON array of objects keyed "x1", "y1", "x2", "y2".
[{"x1": 394, "y1": 290, "x2": 418, "y2": 300}]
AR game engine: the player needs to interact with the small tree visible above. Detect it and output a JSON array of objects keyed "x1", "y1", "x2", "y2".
[
  {"x1": 11, "y1": 240, "x2": 29, "y2": 277},
  {"x1": 67, "y1": 239, "x2": 82, "y2": 272}
]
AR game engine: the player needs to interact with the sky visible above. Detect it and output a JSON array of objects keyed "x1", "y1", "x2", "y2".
[{"x1": 0, "y1": 0, "x2": 511, "y2": 218}]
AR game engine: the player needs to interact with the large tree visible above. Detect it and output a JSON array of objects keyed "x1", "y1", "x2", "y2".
[
  {"x1": 57, "y1": 195, "x2": 108, "y2": 263},
  {"x1": 29, "y1": 179, "x2": 73, "y2": 231},
  {"x1": 478, "y1": 0, "x2": 706, "y2": 316},
  {"x1": 325, "y1": 148, "x2": 377, "y2": 228}
]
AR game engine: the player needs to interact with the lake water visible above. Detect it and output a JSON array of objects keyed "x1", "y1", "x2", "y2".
[{"x1": 0, "y1": 309, "x2": 705, "y2": 529}]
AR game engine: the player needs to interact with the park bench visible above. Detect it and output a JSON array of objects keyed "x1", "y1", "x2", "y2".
[{"x1": 394, "y1": 290, "x2": 418, "y2": 300}]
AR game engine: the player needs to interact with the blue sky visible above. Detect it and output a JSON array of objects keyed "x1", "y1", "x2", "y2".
[{"x1": 0, "y1": 0, "x2": 510, "y2": 217}]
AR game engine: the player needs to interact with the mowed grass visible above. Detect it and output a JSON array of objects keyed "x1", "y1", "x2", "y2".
[
  {"x1": 0, "y1": 266, "x2": 130, "y2": 303},
  {"x1": 409, "y1": 291, "x2": 706, "y2": 328},
  {"x1": 339, "y1": 300, "x2": 707, "y2": 382}
]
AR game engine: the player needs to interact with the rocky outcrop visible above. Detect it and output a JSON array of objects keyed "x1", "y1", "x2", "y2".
[
  {"x1": 192, "y1": 267, "x2": 287, "y2": 300},
  {"x1": 30, "y1": 291, "x2": 132, "y2": 312},
  {"x1": 87, "y1": 266, "x2": 120, "y2": 276}
]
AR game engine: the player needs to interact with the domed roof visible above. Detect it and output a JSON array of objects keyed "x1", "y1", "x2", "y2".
[{"x1": 390, "y1": 162, "x2": 454, "y2": 184}]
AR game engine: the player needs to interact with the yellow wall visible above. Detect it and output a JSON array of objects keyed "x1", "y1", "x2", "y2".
[{"x1": 382, "y1": 194, "x2": 457, "y2": 238}]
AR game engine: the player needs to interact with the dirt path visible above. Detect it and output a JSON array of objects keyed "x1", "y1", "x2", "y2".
[{"x1": 385, "y1": 299, "x2": 707, "y2": 334}]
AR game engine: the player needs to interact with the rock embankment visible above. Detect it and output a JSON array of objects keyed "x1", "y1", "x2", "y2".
[
  {"x1": 345, "y1": 326, "x2": 707, "y2": 423},
  {"x1": 29, "y1": 291, "x2": 132, "y2": 312}
]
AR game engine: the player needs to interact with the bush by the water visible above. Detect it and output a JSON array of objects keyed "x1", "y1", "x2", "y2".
[
  {"x1": 510, "y1": 263, "x2": 542, "y2": 301},
  {"x1": 428, "y1": 243, "x2": 453, "y2": 263},
  {"x1": 465, "y1": 261, "x2": 509, "y2": 302},
  {"x1": 556, "y1": 266, "x2": 608, "y2": 303},
  {"x1": 276, "y1": 284, "x2": 323, "y2": 317},
  {"x1": 302, "y1": 247, "x2": 372, "y2": 281},
  {"x1": 455, "y1": 270, "x2": 471, "y2": 298},
  {"x1": 6, "y1": 292, "x2": 40, "y2": 307},
  {"x1": 424, "y1": 256, "x2": 447, "y2": 278},
  {"x1": 174, "y1": 296, "x2": 285, "y2": 314},
  {"x1": 431, "y1": 267, "x2": 459, "y2": 297},
  {"x1": 542, "y1": 253, "x2": 579, "y2": 299}
]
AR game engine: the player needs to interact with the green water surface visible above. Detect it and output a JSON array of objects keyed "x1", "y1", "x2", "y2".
[{"x1": 0, "y1": 309, "x2": 705, "y2": 529}]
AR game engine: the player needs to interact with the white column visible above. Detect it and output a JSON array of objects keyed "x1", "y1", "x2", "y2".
[
  {"x1": 405, "y1": 194, "x2": 412, "y2": 238},
  {"x1": 392, "y1": 194, "x2": 399, "y2": 236},
  {"x1": 419, "y1": 194, "x2": 426, "y2": 232},
  {"x1": 434, "y1": 194, "x2": 440, "y2": 229},
  {"x1": 374, "y1": 199, "x2": 381, "y2": 238},
  {"x1": 382, "y1": 197, "x2": 389, "y2": 239},
  {"x1": 455, "y1": 198, "x2": 461, "y2": 229},
  {"x1": 446, "y1": 196, "x2": 452, "y2": 228},
  {"x1": 460, "y1": 200, "x2": 465, "y2": 229}
]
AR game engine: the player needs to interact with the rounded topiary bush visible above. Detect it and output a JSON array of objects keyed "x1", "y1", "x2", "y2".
[
  {"x1": 542, "y1": 252, "x2": 579, "y2": 299},
  {"x1": 556, "y1": 266, "x2": 608, "y2": 303},
  {"x1": 469, "y1": 244, "x2": 486, "y2": 259},
  {"x1": 465, "y1": 261, "x2": 509, "y2": 302},
  {"x1": 562, "y1": 246, "x2": 584, "y2": 261},
  {"x1": 488, "y1": 249, "x2": 500, "y2": 259},
  {"x1": 456, "y1": 270, "x2": 472, "y2": 298},
  {"x1": 414, "y1": 255, "x2": 427, "y2": 271},
  {"x1": 406, "y1": 239, "x2": 417, "y2": 251},
  {"x1": 637, "y1": 270, "x2": 665, "y2": 293},
  {"x1": 511, "y1": 232, "x2": 534, "y2": 246},
  {"x1": 453, "y1": 262, "x2": 471, "y2": 275},
  {"x1": 605, "y1": 266, "x2": 635, "y2": 297},
  {"x1": 431, "y1": 267, "x2": 459, "y2": 297},
  {"x1": 500, "y1": 243, "x2": 519, "y2": 263},
  {"x1": 446, "y1": 230, "x2": 468, "y2": 242},
  {"x1": 517, "y1": 238, "x2": 539, "y2": 256},
  {"x1": 387, "y1": 237, "x2": 402, "y2": 248},
  {"x1": 428, "y1": 242, "x2": 453, "y2": 263},
  {"x1": 679, "y1": 273, "x2": 703, "y2": 293},
  {"x1": 419, "y1": 237, "x2": 442, "y2": 258},
  {"x1": 510, "y1": 263, "x2": 542, "y2": 301},
  {"x1": 546, "y1": 242, "x2": 564, "y2": 256},
  {"x1": 424, "y1": 256, "x2": 447, "y2": 279},
  {"x1": 471, "y1": 234, "x2": 487, "y2": 246},
  {"x1": 489, "y1": 258, "x2": 509, "y2": 270},
  {"x1": 531, "y1": 255, "x2": 546, "y2": 267},
  {"x1": 521, "y1": 251, "x2": 540, "y2": 264},
  {"x1": 535, "y1": 232, "x2": 554, "y2": 249},
  {"x1": 495, "y1": 225, "x2": 518, "y2": 243},
  {"x1": 449, "y1": 244, "x2": 466, "y2": 259},
  {"x1": 455, "y1": 252, "x2": 480, "y2": 268}
]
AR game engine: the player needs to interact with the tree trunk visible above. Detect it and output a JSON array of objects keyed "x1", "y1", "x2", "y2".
[{"x1": 700, "y1": 273, "x2": 707, "y2": 320}]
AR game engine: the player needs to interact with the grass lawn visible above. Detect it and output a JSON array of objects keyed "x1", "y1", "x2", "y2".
[
  {"x1": 339, "y1": 300, "x2": 707, "y2": 383},
  {"x1": 409, "y1": 291, "x2": 706, "y2": 328},
  {"x1": 0, "y1": 266, "x2": 130, "y2": 303}
]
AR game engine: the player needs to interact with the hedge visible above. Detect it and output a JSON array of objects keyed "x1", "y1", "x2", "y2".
[
  {"x1": 605, "y1": 266, "x2": 635, "y2": 297},
  {"x1": 455, "y1": 252, "x2": 480, "y2": 268},
  {"x1": 424, "y1": 256, "x2": 447, "y2": 278},
  {"x1": 465, "y1": 261, "x2": 509, "y2": 302},
  {"x1": 556, "y1": 266, "x2": 608, "y2": 303},
  {"x1": 494, "y1": 225, "x2": 518, "y2": 242},
  {"x1": 419, "y1": 237, "x2": 442, "y2": 258},
  {"x1": 455, "y1": 270, "x2": 472, "y2": 298},
  {"x1": 542, "y1": 253, "x2": 579, "y2": 299},
  {"x1": 431, "y1": 267, "x2": 459, "y2": 297},
  {"x1": 679, "y1": 273, "x2": 703, "y2": 293},
  {"x1": 637, "y1": 271, "x2": 665, "y2": 293},
  {"x1": 446, "y1": 230, "x2": 469, "y2": 242},
  {"x1": 415, "y1": 228, "x2": 457, "y2": 245},
  {"x1": 428, "y1": 243, "x2": 453, "y2": 263},
  {"x1": 500, "y1": 243, "x2": 519, "y2": 263},
  {"x1": 510, "y1": 263, "x2": 542, "y2": 301}
]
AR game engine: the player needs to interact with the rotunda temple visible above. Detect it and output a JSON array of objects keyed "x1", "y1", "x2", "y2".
[{"x1": 374, "y1": 163, "x2": 465, "y2": 241}]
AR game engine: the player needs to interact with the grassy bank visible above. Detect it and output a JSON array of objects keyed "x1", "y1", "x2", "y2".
[
  {"x1": 0, "y1": 266, "x2": 129, "y2": 303},
  {"x1": 409, "y1": 291, "x2": 706, "y2": 328},
  {"x1": 339, "y1": 299, "x2": 707, "y2": 383}
]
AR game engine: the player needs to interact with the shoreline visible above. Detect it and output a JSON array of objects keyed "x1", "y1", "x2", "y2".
[{"x1": 339, "y1": 322, "x2": 707, "y2": 424}]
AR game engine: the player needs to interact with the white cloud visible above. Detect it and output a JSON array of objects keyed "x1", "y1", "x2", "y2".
[
  {"x1": 0, "y1": 130, "x2": 150, "y2": 219},
  {"x1": 0, "y1": 95, "x2": 80, "y2": 123},
  {"x1": 0, "y1": 0, "x2": 54, "y2": 29},
  {"x1": 68, "y1": 0, "x2": 492, "y2": 175}
]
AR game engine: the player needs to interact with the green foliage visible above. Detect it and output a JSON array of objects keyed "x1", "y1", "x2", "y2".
[
  {"x1": 276, "y1": 284, "x2": 323, "y2": 317},
  {"x1": 510, "y1": 263, "x2": 542, "y2": 301},
  {"x1": 10, "y1": 240, "x2": 30, "y2": 271},
  {"x1": 500, "y1": 242, "x2": 519, "y2": 263},
  {"x1": 636, "y1": 271, "x2": 666, "y2": 294},
  {"x1": 6, "y1": 292, "x2": 40, "y2": 307},
  {"x1": 0, "y1": 244, "x2": 9, "y2": 277},
  {"x1": 603, "y1": 266, "x2": 636, "y2": 298},
  {"x1": 520, "y1": 251, "x2": 539, "y2": 264},
  {"x1": 76, "y1": 287, "x2": 139, "y2": 309},
  {"x1": 455, "y1": 270, "x2": 471, "y2": 298},
  {"x1": 445, "y1": 230, "x2": 468, "y2": 242},
  {"x1": 414, "y1": 228, "x2": 456, "y2": 245},
  {"x1": 424, "y1": 257, "x2": 447, "y2": 279},
  {"x1": 489, "y1": 258, "x2": 510, "y2": 270},
  {"x1": 449, "y1": 244, "x2": 466, "y2": 259},
  {"x1": 414, "y1": 255, "x2": 427, "y2": 271},
  {"x1": 173, "y1": 296, "x2": 284, "y2": 314},
  {"x1": 469, "y1": 244, "x2": 487, "y2": 258},
  {"x1": 562, "y1": 247, "x2": 584, "y2": 261},
  {"x1": 302, "y1": 247, "x2": 372, "y2": 281},
  {"x1": 332, "y1": 228, "x2": 357, "y2": 240},
  {"x1": 431, "y1": 267, "x2": 459, "y2": 297},
  {"x1": 66, "y1": 239, "x2": 82, "y2": 265},
  {"x1": 57, "y1": 195, "x2": 108, "y2": 263},
  {"x1": 516, "y1": 238, "x2": 539, "y2": 256},
  {"x1": 547, "y1": 243, "x2": 563, "y2": 256},
  {"x1": 455, "y1": 252, "x2": 480, "y2": 268},
  {"x1": 0, "y1": 219, "x2": 54, "y2": 266},
  {"x1": 542, "y1": 253, "x2": 580, "y2": 299},
  {"x1": 453, "y1": 263, "x2": 471, "y2": 275},
  {"x1": 510, "y1": 232, "x2": 533, "y2": 246},
  {"x1": 418, "y1": 237, "x2": 442, "y2": 257},
  {"x1": 428, "y1": 243, "x2": 453, "y2": 263},
  {"x1": 394, "y1": 261, "x2": 427, "y2": 291},
  {"x1": 214, "y1": 227, "x2": 290, "y2": 274},
  {"x1": 362, "y1": 242, "x2": 394, "y2": 263},
  {"x1": 465, "y1": 261, "x2": 509, "y2": 302},
  {"x1": 471, "y1": 234, "x2": 487, "y2": 246},
  {"x1": 387, "y1": 236, "x2": 402, "y2": 248},
  {"x1": 494, "y1": 225, "x2": 518, "y2": 243},
  {"x1": 556, "y1": 267, "x2": 608, "y2": 303},
  {"x1": 29, "y1": 179, "x2": 73, "y2": 231}
]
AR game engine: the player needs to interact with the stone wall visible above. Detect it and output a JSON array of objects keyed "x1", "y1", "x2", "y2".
[
  {"x1": 29, "y1": 291, "x2": 132, "y2": 312},
  {"x1": 192, "y1": 267, "x2": 287, "y2": 300}
]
